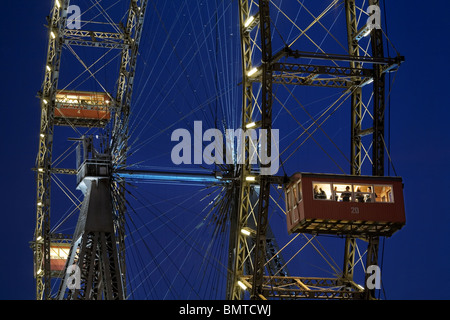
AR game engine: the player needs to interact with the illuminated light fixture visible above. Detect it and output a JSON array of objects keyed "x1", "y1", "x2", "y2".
[
  {"x1": 37, "y1": 201, "x2": 43, "y2": 206},
  {"x1": 244, "y1": 15, "x2": 255, "y2": 28},
  {"x1": 46, "y1": 65, "x2": 51, "y2": 72},
  {"x1": 37, "y1": 269, "x2": 43, "y2": 275},
  {"x1": 237, "y1": 280, "x2": 247, "y2": 290},
  {"x1": 36, "y1": 236, "x2": 43, "y2": 242},
  {"x1": 245, "y1": 176, "x2": 256, "y2": 182},
  {"x1": 246, "y1": 122, "x2": 256, "y2": 129},
  {"x1": 241, "y1": 227, "x2": 256, "y2": 236},
  {"x1": 245, "y1": 120, "x2": 261, "y2": 129},
  {"x1": 247, "y1": 67, "x2": 258, "y2": 77},
  {"x1": 40, "y1": 133, "x2": 45, "y2": 138},
  {"x1": 43, "y1": 99, "x2": 48, "y2": 104},
  {"x1": 363, "y1": 29, "x2": 371, "y2": 37},
  {"x1": 55, "y1": 0, "x2": 61, "y2": 8},
  {"x1": 38, "y1": 168, "x2": 44, "y2": 173},
  {"x1": 50, "y1": 31, "x2": 56, "y2": 39}
]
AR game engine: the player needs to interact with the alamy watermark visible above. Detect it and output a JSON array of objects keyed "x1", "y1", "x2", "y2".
[
  {"x1": 67, "y1": 5, "x2": 82, "y2": 30},
  {"x1": 366, "y1": 264, "x2": 381, "y2": 290},
  {"x1": 367, "y1": 5, "x2": 381, "y2": 31},
  {"x1": 170, "y1": 121, "x2": 280, "y2": 175},
  {"x1": 66, "y1": 264, "x2": 81, "y2": 290}
]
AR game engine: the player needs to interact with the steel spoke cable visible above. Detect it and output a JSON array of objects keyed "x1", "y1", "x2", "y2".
[
  {"x1": 60, "y1": 48, "x2": 121, "y2": 93},
  {"x1": 50, "y1": 204, "x2": 80, "y2": 234},
  {"x1": 90, "y1": 0, "x2": 122, "y2": 34},
  {"x1": 355, "y1": 0, "x2": 367, "y2": 26},
  {"x1": 185, "y1": 224, "x2": 224, "y2": 299},
  {"x1": 128, "y1": 83, "x2": 238, "y2": 156},
  {"x1": 129, "y1": 1, "x2": 237, "y2": 149},
  {"x1": 124, "y1": 184, "x2": 229, "y2": 277},
  {"x1": 284, "y1": 0, "x2": 305, "y2": 48},
  {"x1": 348, "y1": 240, "x2": 367, "y2": 275},
  {"x1": 312, "y1": 236, "x2": 342, "y2": 276},
  {"x1": 124, "y1": 186, "x2": 211, "y2": 241},
  {"x1": 361, "y1": 91, "x2": 375, "y2": 121},
  {"x1": 272, "y1": 89, "x2": 347, "y2": 174},
  {"x1": 76, "y1": 0, "x2": 124, "y2": 32},
  {"x1": 124, "y1": 219, "x2": 157, "y2": 299},
  {"x1": 51, "y1": 175, "x2": 82, "y2": 209},
  {"x1": 267, "y1": 234, "x2": 316, "y2": 279},
  {"x1": 271, "y1": 0, "x2": 342, "y2": 69},
  {"x1": 272, "y1": 6, "x2": 344, "y2": 125},
  {"x1": 117, "y1": 184, "x2": 190, "y2": 299},
  {"x1": 51, "y1": 141, "x2": 78, "y2": 168},
  {"x1": 381, "y1": 134, "x2": 398, "y2": 176},
  {"x1": 292, "y1": 0, "x2": 347, "y2": 53},
  {"x1": 66, "y1": 44, "x2": 109, "y2": 95},
  {"x1": 161, "y1": 214, "x2": 221, "y2": 299},
  {"x1": 129, "y1": 1, "x2": 193, "y2": 131},
  {"x1": 129, "y1": 53, "x2": 231, "y2": 153},
  {"x1": 302, "y1": 234, "x2": 342, "y2": 277},
  {"x1": 280, "y1": 86, "x2": 356, "y2": 167},
  {"x1": 125, "y1": 190, "x2": 228, "y2": 299},
  {"x1": 280, "y1": 82, "x2": 351, "y2": 165},
  {"x1": 263, "y1": 232, "x2": 300, "y2": 269},
  {"x1": 197, "y1": 227, "x2": 228, "y2": 299},
  {"x1": 209, "y1": 0, "x2": 239, "y2": 129},
  {"x1": 188, "y1": 0, "x2": 221, "y2": 122},
  {"x1": 124, "y1": 204, "x2": 183, "y2": 299},
  {"x1": 145, "y1": 0, "x2": 221, "y2": 131}
]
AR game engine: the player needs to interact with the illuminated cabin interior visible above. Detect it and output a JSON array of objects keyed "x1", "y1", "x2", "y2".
[
  {"x1": 285, "y1": 173, "x2": 406, "y2": 237},
  {"x1": 54, "y1": 90, "x2": 112, "y2": 128},
  {"x1": 49, "y1": 243, "x2": 71, "y2": 278}
]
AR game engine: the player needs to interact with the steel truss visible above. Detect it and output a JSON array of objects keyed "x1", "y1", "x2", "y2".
[
  {"x1": 32, "y1": 0, "x2": 148, "y2": 300},
  {"x1": 227, "y1": 0, "x2": 403, "y2": 300},
  {"x1": 240, "y1": 275, "x2": 364, "y2": 299},
  {"x1": 31, "y1": 0, "x2": 403, "y2": 301}
]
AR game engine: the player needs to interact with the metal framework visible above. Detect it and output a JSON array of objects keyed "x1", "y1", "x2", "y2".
[
  {"x1": 31, "y1": 0, "x2": 403, "y2": 301},
  {"x1": 32, "y1": 0, "x2": 148, "y2": 300},
  {"x1": 33, "y1": 0, "x2": 68, "y2": 300},
  {"x1": 227, "y1": 0, "x2": 404, "y2": 300}
]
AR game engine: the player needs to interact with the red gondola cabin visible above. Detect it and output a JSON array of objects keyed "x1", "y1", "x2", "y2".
[
  {"x1": 285, "y1": 173, "x2": 405, "y2": 237},
  {"x1": 54, "y1": 90, "x2": 112, "y2": 127}
]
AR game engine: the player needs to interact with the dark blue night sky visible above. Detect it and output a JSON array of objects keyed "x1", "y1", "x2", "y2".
[{"x1": 1, "y1": 0, "x2": 449, "y2": 300}]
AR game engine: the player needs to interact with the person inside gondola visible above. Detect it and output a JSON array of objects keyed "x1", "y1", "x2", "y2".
[
  {"x1": 356, "y1": 187, "x2": 364, "y2": 202},
  {"x1": 341, "y1": 186, "x2": 351, "y2": 202},
  {"x1": 331, "y1": 186, "x2": 338, "y2": 201},
  {"x1": 319, "y1": 188, "x2": 326, "y2": 199},
  {"x1": 314, "y1": 185, "x2": 319, "y2": 199},
  {"x1": 365, "y1": 186, "x2": 377, "y2": 202}
]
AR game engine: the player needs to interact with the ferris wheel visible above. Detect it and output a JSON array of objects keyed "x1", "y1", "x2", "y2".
[{"x1": 32, "y1": 0, "x2": 405, "y2": 300}]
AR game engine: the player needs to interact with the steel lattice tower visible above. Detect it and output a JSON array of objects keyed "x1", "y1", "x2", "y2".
[
  {"x1": 32, "y1": 0, "x2": 148, "y2": 300},
  {"x1": 226, "y1": 0, "x2": 403, "y2": 300}
]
